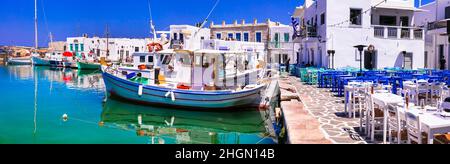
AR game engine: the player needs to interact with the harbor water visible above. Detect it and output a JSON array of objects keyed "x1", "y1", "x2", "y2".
[{"x1": 0, "y1": 65, "x2": 275, "y2": 144}]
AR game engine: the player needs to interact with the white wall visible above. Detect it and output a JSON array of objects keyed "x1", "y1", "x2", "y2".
[
  {"x1": 296, "y1": 0, "x2": 425, "y2": 69},
  {"x1": 66, "y1": 37, "x2": 150, "y2": 62}
]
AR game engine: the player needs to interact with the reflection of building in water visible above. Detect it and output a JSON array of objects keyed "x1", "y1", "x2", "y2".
[
  {"x1": 66, "y1": 70, "x2": 105, "y2": 91},
  {"x1": 101, "y1": 99, "x2": 274, "y2": 144}
]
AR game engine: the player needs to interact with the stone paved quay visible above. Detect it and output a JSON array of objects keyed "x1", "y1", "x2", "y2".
[{"x1": 279, "y1": 76, "x2": 368, "y2": 144}]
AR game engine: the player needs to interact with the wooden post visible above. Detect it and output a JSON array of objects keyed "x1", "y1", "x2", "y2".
[
  {"x1": 222, "y1": 53, "x2": 226, "y2": 88},
  {"x1": 235, "y1": 53, "x2": 238, "y2": 87}
]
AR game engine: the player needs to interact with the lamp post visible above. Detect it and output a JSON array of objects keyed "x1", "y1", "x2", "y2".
[
  {"x1": 354, "y1": 45, "x2": 367, "y2": 76},
  {"x1": 327, "y1": 50, "x2": 335, "y2": 69}
]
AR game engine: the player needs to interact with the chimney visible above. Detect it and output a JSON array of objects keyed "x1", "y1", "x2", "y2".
[
  {"x1": 241, "y1": 19, "x2": 246, "y2": 25},
  {"x1": 233, "y1": 20, "x2": 238, "y2": 26},
  {"x1": 222, "y1": 20, "x2": 226, "y2": 26},
  {"x1": 253, "y1": 19, "x2": 258, "y2": 25},
  {"x1": 210, "y1": 21, "x2": 214, "y2": 27},
  {"x1": 267, "y1": 19, "x2": 271, "y2": 25}
]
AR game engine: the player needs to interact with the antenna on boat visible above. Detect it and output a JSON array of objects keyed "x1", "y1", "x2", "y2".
[{"x1": 194, "y1": 0, "x2": 221, "y2": 36}]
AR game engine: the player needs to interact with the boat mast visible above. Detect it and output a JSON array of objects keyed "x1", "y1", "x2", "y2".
[
  {"x1": 34, "y1": 0, "x2": 38, "y2": 49},
  {"x1": 106, "y1": 25, "x2": 110, "y2": 57}
]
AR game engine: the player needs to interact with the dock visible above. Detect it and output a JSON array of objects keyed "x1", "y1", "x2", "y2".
[
  {"x1": 276, "y1": 75, "x2": 367, "y2": 144},
  {"x1": 277, "y1": 76, "x2": 332, "y2": 144}
]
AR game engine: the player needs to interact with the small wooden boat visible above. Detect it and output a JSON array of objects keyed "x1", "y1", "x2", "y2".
[{"x1": 77, "y1": 61, "x2": 101, "y2": 70}]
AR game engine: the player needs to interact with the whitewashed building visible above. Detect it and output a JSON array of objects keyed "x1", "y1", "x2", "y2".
[
  {"x1": 293, "y1": 0, "x2": 425, "y2": 70},
  {"x1": 415, "y1": 0, "x2": 450, "y2": 70},
  {"x1": 268, "y1": 24, "x2": 298, "y2": 65},
  {"x1": 66, "y1": 36, "x2": 151, "y2": 62}
]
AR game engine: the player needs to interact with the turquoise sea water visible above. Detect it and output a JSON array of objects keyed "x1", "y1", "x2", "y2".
[{"x1": 0, "y1": 65, "x2": 275, "y2": 144}]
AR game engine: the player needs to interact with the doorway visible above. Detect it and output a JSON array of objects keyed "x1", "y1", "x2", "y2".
[
  {"x1": 364, "y1": 50, "x2": 377, "y2": 70},
  {"x1": 439, "y1": 45, "x2": 445, "y2": 70}
]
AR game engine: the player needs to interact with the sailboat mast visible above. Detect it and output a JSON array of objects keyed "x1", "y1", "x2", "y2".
[
  {"x1": 34, "y1": 0, "x2": 38, "y2": 49},
  {"x1": 106, "y1": 25, "x2": 110, "y2": 56}
]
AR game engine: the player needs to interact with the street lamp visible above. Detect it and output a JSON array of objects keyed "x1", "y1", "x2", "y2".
[
  {"x1": 354, "y1": 45, "x2": 367, "y2": 76},
  {"x1": 327, "y1": 50, "x2": 335, "y2": 69}
]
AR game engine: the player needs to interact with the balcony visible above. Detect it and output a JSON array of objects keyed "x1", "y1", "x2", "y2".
[
  {"x1": 296, "y1": 25, "x2": 318, "y2": 39},
  {"x1": 427, "y1": 20, "x2": 447, "y2": 31},
  {"x1": 268, "y1": 42, "x2": 295, "y2": 50},
  {"x1": 373, "y1": 25, "x2": 423, "y2": 40}
]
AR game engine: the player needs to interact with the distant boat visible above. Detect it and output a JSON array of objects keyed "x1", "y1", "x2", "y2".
[
  {"x1": 31, "y1": 56, "x2": 50, "y2": 66},
  {"x1": 7, "y1": 57, "x2": 32, "y2": 65},
  {"x1": 77, "y1": 61, "x2": 101, "y2": 70}
]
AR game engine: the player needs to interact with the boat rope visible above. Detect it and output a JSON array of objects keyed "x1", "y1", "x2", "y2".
[
  {"x1": 40, "y1": 0, "x2": 51, "y2": 44},
  {"x1": 194, "y1": 0, "x2": 221, "y2": 36}
]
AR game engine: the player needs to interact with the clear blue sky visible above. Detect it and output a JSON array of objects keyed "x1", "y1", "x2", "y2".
[{"x1": 0, "y1": 0, "x2": 434, "y2": 47}]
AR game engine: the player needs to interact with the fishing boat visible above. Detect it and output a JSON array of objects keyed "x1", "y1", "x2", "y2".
[
  {"x1": 7, "y1": 57, "x2": 32, "y2": 65},
  {"x1": 49, "y1": 52, "x2": 74, "y2": 68},
  {"x1": 77, "y1": 61, "x2": 101, "y2": 70},
  {"x1": 31, "y1": 56, "x2": 50, "y2": 66},
  {"x1": 102, "y1": 47, "x2": 267, "y2": 110}
]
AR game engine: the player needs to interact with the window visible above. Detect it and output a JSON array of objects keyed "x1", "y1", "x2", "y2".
[
  {"x1": 424, "y1": 51, "x2": 428, "y2": 68},
  {"x1": 179, "y1": 33, "x2": 184, "y2": 43},
  {"x1": 148, "y1": 55, "x2": 154, "y2": 63},
  {"x1": 256, "y1": 32, "x2": 262, "y2": 42},
  {"x1": 173, "y1": 33, "x2": 178, "y2": 40},
  {"x1": 235, "y1": 33, "x2": 242, "y2": 41},
  {"x1": 320, "y1": 13, "x2": 325, "y2": 25},
  {"x1": 126, "y1": 51, "x2": 129, "y2": 57},
  {"x1": 75, "y1": 44, "x2": 79, "y2": 51},
  {"x1": 284, "y1": 33, "x2": 290, "y2": 42},
  {"x1": 350, "y1": 9, "x2": 362, "y2": 25},
  {"x1": 243, "y1": 32, "x2": 249, "y2": 42},
  {"x1": 228, "y1": 33, "x2": 234, "y2": 40},
  {"x1": 70, "y1": 44, "x2": 73, "y2": 51},
  {"x1": 216, "y1": 33, "x2": 222, "y2": 39},
  {"x1": 380, "y1": 16, "x2": 397, "y2": 26},
  {"x1": 140, "y1": 56, "x2": 145, "y2": 63},
  {"x1": 135, "y1": 47, "x2": 139, "y2": 52},
  {"x1": 162, "y1": 55, "x2": 172, "y2": 65},
  {"x1": 80, "y1": 44, "x2": 84, "y2": 51},
  {"x1": 400, "y1": 16, "x2": 409, "y2": 27}
]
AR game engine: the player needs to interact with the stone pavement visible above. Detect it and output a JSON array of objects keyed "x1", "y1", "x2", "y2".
[{"x1": 280, "y1": 76, "x2": 368, "y2": 144}]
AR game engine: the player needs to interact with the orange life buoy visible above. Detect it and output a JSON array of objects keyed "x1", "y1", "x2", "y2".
[{"x1": 147, "y1": 42, "x2": 163, "y2": 52}]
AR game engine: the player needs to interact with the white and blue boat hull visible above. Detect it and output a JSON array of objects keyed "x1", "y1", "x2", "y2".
[
  {"x1": 31, "y1": 56, "x2": 50, "y2": 66},
  {"x1": 102, "y1": 71, "x2": 263, "y2": 109}
]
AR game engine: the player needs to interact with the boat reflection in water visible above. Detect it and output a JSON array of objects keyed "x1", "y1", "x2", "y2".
[{"x1": 101, "y1": 99, "x2": 276, "y2": 144}]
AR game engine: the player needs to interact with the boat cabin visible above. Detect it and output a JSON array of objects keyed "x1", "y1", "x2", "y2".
[{"x1": 122, "y1": 48, "x2": 263, "y2": 91}]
